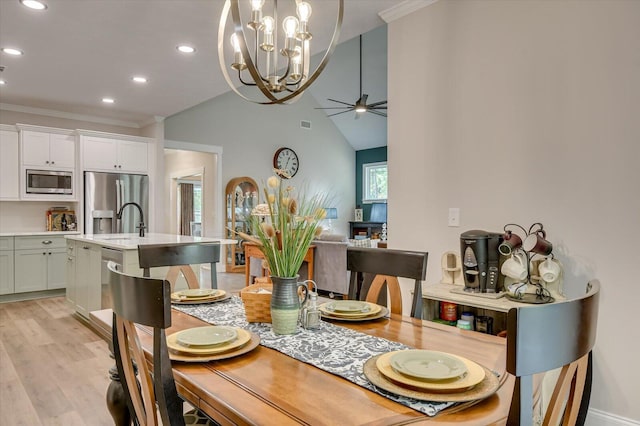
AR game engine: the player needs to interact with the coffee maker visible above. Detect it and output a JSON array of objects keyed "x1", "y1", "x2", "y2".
[{"x1": 460, "y1": 230, "x2": 504, "y2": 293}]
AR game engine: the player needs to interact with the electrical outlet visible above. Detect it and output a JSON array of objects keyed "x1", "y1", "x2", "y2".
[{"x1": 448, "y1": 208, "x2": 460, "y2": 227}]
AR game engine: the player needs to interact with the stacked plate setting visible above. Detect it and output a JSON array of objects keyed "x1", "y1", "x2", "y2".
[
  {"x1": 378, "y1": 350, "x2": 484, "y2": 392},
  {"x1": 166, "y1": 325, "x2": 252, "y2": 357},
  {"x1": 319, "y1": 300, "x2": 385, "y2": 321},
  {"x1": 170, "y1": 288, "x2": 228, "y2": 304},
  {"x1": 363, "y1": 349, "x2": 500, "y2": 403}
]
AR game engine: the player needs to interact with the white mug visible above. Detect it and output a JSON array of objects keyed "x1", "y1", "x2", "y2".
[
  {"x1": 501, "y1": 252, "x2": 528, "y2": 281},
  {"x1": 539, "y1": 258, "x2": 561, "y2": 283}
]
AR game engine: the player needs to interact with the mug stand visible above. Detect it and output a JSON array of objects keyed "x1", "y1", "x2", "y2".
[{"x1": 440, "y1": 252, "x2": 464, "y2": 285}]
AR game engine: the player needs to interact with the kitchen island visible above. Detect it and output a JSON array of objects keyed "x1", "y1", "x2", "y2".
[{"x1": 65, "y1": 233, "x2": 235, "y2": 319}]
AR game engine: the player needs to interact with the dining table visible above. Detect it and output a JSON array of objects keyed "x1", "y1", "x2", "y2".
[{"x1": 90, "y1": 297, "x2": 514, "y2": 425}]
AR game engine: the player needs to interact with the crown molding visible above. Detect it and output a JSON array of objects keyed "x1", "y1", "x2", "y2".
[
  {"x1": 0, "y1": 103, "x2": 142, "y2": 129},
  {"x1": 140, "y1": 115, "x2": 166, "y2": 128},
  {"x1": 379, "y1": 0, "x2": 440, "y2": 23}
]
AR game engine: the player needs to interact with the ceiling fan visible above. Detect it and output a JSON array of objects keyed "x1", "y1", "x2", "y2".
[{"x1": 316, "y1": 35, "x2": 387, "y2": 119}]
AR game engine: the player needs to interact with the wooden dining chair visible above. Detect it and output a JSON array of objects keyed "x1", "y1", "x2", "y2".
[
  {"x1": 346, "y1": 246, "x2": 428, "y2": 318},
  {"x1": 137, "y1": 242, "x2": 221, "y2": 291},
  {"x1": 506, "y1": 279, "x2": 600, "y2": 426},
  {"x1": 107, "y1": 261, "x2": 216, "y2": 426}
]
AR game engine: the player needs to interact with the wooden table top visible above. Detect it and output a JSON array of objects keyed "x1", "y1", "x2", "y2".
[{"x1": 91, "y1": 308, "x2": 513, "y2": 425}]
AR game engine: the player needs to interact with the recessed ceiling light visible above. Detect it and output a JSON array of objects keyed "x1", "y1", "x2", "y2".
[
  {"x1": 0, "y1": 80, "x2": 5, "y2": 85},
  {"x1": 132, "y1": 76, "x2": 148, "y2": 83},
  {"x1": 2, "y1": 48, "x2": 24, "y2": 56},
  {"x1": 20, "y1": 0, "x2": 47, "y2": 10},
  {"x1": 102, "y1": 98, "x2": 115, "y2": 104},
  {"x1": 177, "y1": 45, "x2": 195, "y2": 54}
]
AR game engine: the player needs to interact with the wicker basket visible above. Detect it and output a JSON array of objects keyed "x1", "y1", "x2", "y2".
[{"x1": 240, "y1": 283, "x2": 273, "y2": 323}]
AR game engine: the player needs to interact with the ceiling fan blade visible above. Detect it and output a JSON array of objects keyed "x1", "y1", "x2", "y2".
[
  {"x1": 327, "y1": 98, "x2": 355, "y2": 107},
  {"x1": 314, "y1": 107, "x2": 353, "y2": 110},
  {"x1": 367, "y1": 100, "x2": 387, "y2": 108},
  {"x1": 327, "y1": 109, "x2": 355, "y2": 117},
  {"x1": 368, "y1": 110, "x2": 387, "y2": 117},
  {"x1": 369, "y1": 106, "x2": 388, "y2": 110}
]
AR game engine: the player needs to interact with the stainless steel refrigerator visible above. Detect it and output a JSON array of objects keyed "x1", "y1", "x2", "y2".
[{"x1": 84, "y1": 171, "x2": 149, "y2": 235}]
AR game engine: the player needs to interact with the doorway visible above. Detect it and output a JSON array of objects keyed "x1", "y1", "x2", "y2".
[
  {"x1": 176, "y1": 174, "x2": 203, "y2": 236},
  {"x1": 164, "y1": 144, "x2": 221, "y2": 237}
]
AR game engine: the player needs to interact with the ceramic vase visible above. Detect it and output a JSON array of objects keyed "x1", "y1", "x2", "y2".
[{"x1": 270, "y1": 276, "x2": 309, "y2": 335}]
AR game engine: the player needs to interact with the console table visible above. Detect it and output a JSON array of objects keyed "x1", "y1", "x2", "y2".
[
  {"x1": 244, "y1": 242, "x2": 316, "y2": 286},
  {"x1": 349, "y1": 221, "x2": 384, "y2": 239}
]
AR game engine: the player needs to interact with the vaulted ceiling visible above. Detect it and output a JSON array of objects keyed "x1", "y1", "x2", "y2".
[{"x1": 0, "y1": 0, "x2": 392, "y2": 150}]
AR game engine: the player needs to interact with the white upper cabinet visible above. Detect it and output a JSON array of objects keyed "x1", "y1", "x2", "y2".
[
  {"x1": 82, "y1": 136, "x2": 148, "y2": 173},
  {"x1": 22, "y1": 130, "x2": 75, "y2": 169},
  {"x1": 0, "y1": 128, "x2": 19, "y2": 200}
]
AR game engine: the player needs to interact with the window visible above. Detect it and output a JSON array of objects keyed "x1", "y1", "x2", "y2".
[{"x1": 363, "y1": 161, "x2": 387, "y2": 203}]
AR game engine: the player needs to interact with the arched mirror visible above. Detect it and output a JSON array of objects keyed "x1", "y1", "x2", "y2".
[{"x1": 225, "y1": 176, "x2": 259, "y2": 272}]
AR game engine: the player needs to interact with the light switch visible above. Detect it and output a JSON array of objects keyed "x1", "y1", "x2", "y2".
[{"x1": 448, "y1": 208, "x2": 460, "y2": 227}]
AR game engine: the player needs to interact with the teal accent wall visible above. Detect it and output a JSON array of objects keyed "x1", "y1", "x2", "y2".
[{"x1": 355, "y1": 147, "x2": 387, "y2": 221}]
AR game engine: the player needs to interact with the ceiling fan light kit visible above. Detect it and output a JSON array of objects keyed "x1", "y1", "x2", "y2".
[
  {"x1": 219, "y1": 0, "x2": 344, "y2": 105},
  {"x1": 317, "y1": 34, "x2": 387, "y2": 119}
]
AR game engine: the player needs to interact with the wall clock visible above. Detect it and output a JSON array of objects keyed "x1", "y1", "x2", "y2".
[{"x1": 273, "y1": 147, "x2": 299, "y2": 178}]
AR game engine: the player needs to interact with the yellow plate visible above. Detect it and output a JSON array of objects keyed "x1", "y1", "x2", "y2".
[
  {"x1": 176, "y1": 288, "x2": 219, "y2": 298},
  {"x1": 319, "y1": 301, "x2": 381, "y2": 318},
  {"x1": 376, "y1": 351, "x2": 485, "y2": 392},
  {"x1": 167, "y1": 327, "x2": 250, "y2": 355},
  {"x1": 171, "y1": 289, "x2": 227, "y2": 302}
]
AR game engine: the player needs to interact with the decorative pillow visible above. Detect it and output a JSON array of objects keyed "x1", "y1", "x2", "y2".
[
  {"x1": 315, "y1": 233, "x2": 348, "y2": 242},
  {"x1": 348, "y1": 238, "x2": 371, "y2": 248}
]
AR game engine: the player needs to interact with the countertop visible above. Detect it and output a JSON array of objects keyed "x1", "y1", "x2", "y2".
[
  {"x1": 65, "y1": 233, "x2": 237, "y2": 250},
  {"x1": 0, "y1": 231, "x2": 81, "y2": 237}
]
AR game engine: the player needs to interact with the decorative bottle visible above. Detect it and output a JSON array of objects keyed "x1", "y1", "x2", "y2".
[{"x1": 301, "y1": 281, "x2": 321, "y2": 330}]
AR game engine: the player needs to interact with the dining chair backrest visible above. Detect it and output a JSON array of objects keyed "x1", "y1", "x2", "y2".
[
  {"x1": 107, "y1": 261, "x2": 185, "y2": 426},
  {"x1": 346, "y1": 247, "x2": 428, "y2": 318},
  {"x1": 137, "y1": 242, "x2": 221, "y2": 291},
  {"x1": 506, "y1": 279, "x2": 600, "y2": 426}
]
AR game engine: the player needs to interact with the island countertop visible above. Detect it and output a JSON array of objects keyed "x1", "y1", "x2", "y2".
[{"x1": 65, "y1": 233, "x2": 236, "y2": 250}]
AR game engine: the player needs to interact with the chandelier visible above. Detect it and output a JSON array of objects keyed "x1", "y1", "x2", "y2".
[{"x1": 218, "y1": 0, "x2": 344, "y2": 105}]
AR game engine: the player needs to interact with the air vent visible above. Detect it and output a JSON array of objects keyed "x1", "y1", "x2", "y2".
[{"x1": 300, "y1": 120, "x2": 311, "y2": 129}]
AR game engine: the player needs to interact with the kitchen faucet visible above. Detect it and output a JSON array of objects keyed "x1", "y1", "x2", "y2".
[{"x1": 116, "y1": 202, "x2": 146, "y2": 237}]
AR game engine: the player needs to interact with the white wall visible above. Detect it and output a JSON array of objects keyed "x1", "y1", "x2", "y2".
[
  {"x1": 388, "y1": 0, "x2": 639, "y2": 422},
  {"x1": 164, "y1": 89, "x2": 355, "y2": 237}
]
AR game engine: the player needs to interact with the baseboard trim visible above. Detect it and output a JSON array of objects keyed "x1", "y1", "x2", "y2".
[{"x1": 587, "y1": 408, "x2": 640, "y2": 426}]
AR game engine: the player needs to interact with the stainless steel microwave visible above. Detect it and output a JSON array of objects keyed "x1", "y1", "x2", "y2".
[{"x1": 26, "y1": 169, "x2": 73, "y2": 194}]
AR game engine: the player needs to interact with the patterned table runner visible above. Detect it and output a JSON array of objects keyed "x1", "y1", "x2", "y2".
[{"x1": 173, "y1": 297, "x2": 454, "y2": 416}]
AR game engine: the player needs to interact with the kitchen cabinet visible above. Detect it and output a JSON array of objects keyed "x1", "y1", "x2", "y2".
[
  {"x1": 82, "y1": 135, "x2": 148, "y2": 173},
  {"x1": 14, "y1": 236, "x2": 66, "y2": 293},
  {"x1": 0, "y1": 237, "x2": 14, "y2": 295},
  {"x1": 0, "y1": 128, "x2": 19, "y2": 200},
  {"x1": 74, "y1": 242, "x2": 101, "y2": 318},
  {"x1": 21, "y1": 130, "x2": 76, "y2": 169}
]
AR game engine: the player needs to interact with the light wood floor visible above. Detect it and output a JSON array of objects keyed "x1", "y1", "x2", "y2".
[
  {"x1": 0, "y1": 296, "x2": 114, "y2": 426},
  {"x1": 0, "y1": 271, "x2": 247, "y2": 426}
]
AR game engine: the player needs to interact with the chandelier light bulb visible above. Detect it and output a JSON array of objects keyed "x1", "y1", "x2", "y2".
[
  {"x1": 250, "y1": 0, "x2": 265, "y2": 11},
  {"x1": 262, "y1": 16, "x2": 275, "y2": 34},
  {"x1": 297, "y1": 2, "x2": 312, "y2": 22},
  {"x1": 260, "y1": 16, "x2": 275, "y2": 52},
  {"x1": 230, "y1": 33, "x2": 247, "y2": 70},
  {"x1": 283, "y1": 16, "x2": 299, "y2": 38},
  {"x1": 230, "y1": 33, "x2": 241, "y2": 53}
]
